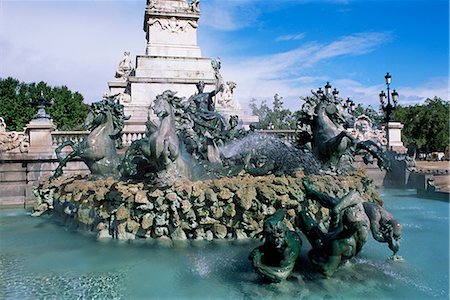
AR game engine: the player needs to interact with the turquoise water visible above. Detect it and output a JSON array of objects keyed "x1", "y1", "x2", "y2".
[{"x1": 0, "y1": 189, "x2": 448, "y2": 299}]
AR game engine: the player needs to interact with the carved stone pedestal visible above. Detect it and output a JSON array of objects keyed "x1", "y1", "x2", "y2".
[
  {"x1": 107, "y1": 0, "x2": 257, "y2": 132},
  {"x1": 383, "y1": 122, "x2": 407, "y2": 153},
  {"x1": 25, "y1": 119, "x2": 56, "y2": 154}
]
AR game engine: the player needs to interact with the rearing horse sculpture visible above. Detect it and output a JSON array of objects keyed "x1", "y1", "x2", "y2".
[
  {"x1": 52, "y1": 97, "x2": 127, "y2": 179},
  {"x1": 120, "y1": 90, "x2": 190, "y2": 180},
  {"x1": 302, "y1": 92, "x2": 389, "y2": 172}
]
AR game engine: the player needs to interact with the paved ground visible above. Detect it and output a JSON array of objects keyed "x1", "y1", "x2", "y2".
[{"x1": 414, "y1": 160, "x2": 450, "y2": 192}]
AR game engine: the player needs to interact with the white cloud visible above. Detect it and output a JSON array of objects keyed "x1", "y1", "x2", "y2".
[
  {"x1": 305, "y1": 32, "x2": 391, "y2": 66},
  {"x1": 0, "y1": 1, "x2": 144, "y2": 102},
  {"x1": 218, "y1": 32, "x2": 395, "y2": 111},
  {"x1": 1, "y1": 0, "x2": 446, "y2": 116},
  {"x1": 276, "y1": 33, "x2": 306, "y2": 42},
  {"x1": 200, "y1": 0, "x2": 262, "y2": 31}
]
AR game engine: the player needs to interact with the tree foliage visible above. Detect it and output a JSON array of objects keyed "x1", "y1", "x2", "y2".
[
  {"x1": 249, "y1": 94, "x2": 297, "y2": 129},
  {"x1": 394, "y1": 97, "x2": 449, "y2": 152},
  {"x1": 0, "y1": 78, "x2": 35, "y2": 131},
  {"x1": 0, "y1": 77, "x2": 89, "y2": 131},
  {"x1": 352, "y1": 103, "x2": 383, "y2": 126},
  {"x1": 249, "y1": 92, "x2": 449, "y2": 153}
]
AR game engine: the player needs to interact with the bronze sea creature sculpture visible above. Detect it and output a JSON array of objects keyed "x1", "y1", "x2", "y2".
[
  {"x1": 120, "y1": 90, "x2": 190, "y2": 181},
  {"x1": 298, "y1": 90, "x2": 390, "y2": 173},
  {"x1": 297, "y1": 178, "x2": 402, "y2": 276},
  {"x1": 249, "y1": 209, "x2": 302, "y2": 282},
  {"x1": 52, "y1": 96, "x2": 129, "y2": 179}
]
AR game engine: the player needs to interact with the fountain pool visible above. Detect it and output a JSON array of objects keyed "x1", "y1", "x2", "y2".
[{"x1": 0, "y1": 189, "x2": 448, "y2": 299}]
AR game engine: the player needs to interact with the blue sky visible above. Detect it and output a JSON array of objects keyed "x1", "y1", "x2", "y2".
[{"x1": 0, "y1": 0, "x2": 448, "y2": 112}]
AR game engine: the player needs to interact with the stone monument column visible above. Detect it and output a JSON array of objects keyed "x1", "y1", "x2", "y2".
[
  {"x1": 107, "y1": 0, "x2": 258, "y2": 132},
  {"x1": 109, "y1": 0, "x2": 215, "y2": 132}
]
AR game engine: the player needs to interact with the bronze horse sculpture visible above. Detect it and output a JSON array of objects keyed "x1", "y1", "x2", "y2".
[
  {"x1": 301, "y1": 91, "x2": 389, "y2": 172},
  {"x1": 119, "y1": 90, "x2": 190, "y2": 180},
  {"x1": 52, "y1": 97, "x2": 128, "y2": 179}
]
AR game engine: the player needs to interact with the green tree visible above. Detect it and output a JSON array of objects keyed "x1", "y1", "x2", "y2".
[
  {"x1": 394, "y1": 97, "x2": 449, "y2": 153},
  {"x1": 47, "y1": 86, "x2": 89, "y2": 130},
  {"x1": 352, "y1": 103, "x2": 383, "y2": 126},
  {"x1": 0, "y1": 77, "x2": 35, "y2": 131},
  {"x1": 0, "y1": 77, "x2": 89, "y2": 131},
  {"x1": 249, "y1": 94, "x2": 296, "y2": 129},
  {"x1": 249, "y1": 97, "x2": 271, "y2": 129}
]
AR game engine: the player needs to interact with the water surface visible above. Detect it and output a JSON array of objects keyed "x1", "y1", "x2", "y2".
[{"x1": 0, "y1": 189, "x2": 448, "y2": 299}]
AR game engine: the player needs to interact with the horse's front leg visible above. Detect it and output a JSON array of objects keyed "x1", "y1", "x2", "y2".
[
  {"x1": 52, "y1": 141, "x2": 80, "y2": 179},
  {"x1": 161, "y1": 140, "x2": 175, "y2": 167},
  {"x1": 55, "y1": 141, "x2": 75, "y2": 162},
  {"x1": 356, "y1": 140, "x2": 390, "y2": 171},
  {"x1": 119, "y1": 141, "x2": 144, "y2": 176}
]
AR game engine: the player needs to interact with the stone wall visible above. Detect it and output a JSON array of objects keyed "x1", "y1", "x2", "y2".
[
  {"x1": 0, "y1": 153, "x2": 88, "y2": 207},
  {"x1": 32, "y1": 171, "x2": 381, "y2": 242}
]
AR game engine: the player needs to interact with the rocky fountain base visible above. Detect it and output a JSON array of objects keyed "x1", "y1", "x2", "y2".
[{"x1": 33, "y1": 170, "x2": 381, "y2": 243}]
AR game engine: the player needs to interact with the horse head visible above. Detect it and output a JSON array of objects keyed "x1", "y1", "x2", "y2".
[
  {"x1": 84, "y1": 103, "x2": 107, "y2": 131},
  {"x1": 319, "y1": 100, "x2": 354, "y2": 129},
  {"x1": 153, "y1": 91, "x2": 176, "y2": 119}
]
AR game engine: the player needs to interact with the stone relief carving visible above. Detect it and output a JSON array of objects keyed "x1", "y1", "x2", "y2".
[
  {"x1": 0, "y1": 117, "x2": 29, "y2": 153},
  {"x1": 189, "y1": 0, "x2": 200, "y2": 13},
  {"x1": 211, "y1": 58, "x2": 241, "y2": 111},
  {"x1": 150, "y1": 17, "x2": 198, "y2": 33},
  {"x1": 147, "y1": 0, "x2": 200, "y2": 13},
  {"x1": 349, "y1": 115, "x2": 387, "y2": 146},
  {"x1": 216, "y1": 81, "x2": 240, "y2": 110},
  {"x1": 103, "y1": 91, "x2": 131, "y2": 104},
  {"x1": 147, "y1": 0, "x2": 157, "y2": 9}
]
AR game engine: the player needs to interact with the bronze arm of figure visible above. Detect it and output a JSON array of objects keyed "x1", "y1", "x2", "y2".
[
  {"x1": 299, "y1": 179, "x2": 371, "y2": 276},
  {"x1": 303, "y1": 178, "x2": 361, "y2": 228},
  {"x1": 362, "y1": 202, "x2": 403, "y2": 256}
]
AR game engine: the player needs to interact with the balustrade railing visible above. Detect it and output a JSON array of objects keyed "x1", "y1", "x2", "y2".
[
  {"x1": 3, "y1": 128, "x2": 302, "y2": 154},
  {"x1": 121, "y1": 131, "x2": 147, "y2": 147},
  {"x1": 51, "y1": 131, "x2": 89, "y2": 146}
]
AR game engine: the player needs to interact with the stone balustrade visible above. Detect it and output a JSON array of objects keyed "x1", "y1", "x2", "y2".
[
  {"x1": 51, "y1": 131, "x2": 89, "y2": 146},
  {"x1": 121, "y1": 131, "x2": 147, "y2": 147}
]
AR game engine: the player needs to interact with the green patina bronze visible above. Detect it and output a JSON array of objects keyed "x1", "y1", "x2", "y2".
[
  {"x1": 297, "y1": 178, "x2": 402, "y2": 276},
  {"x1": 298, "y1": 90, "x2": 390, "y2": 172},
  {"x1": 249, "y1": 209, "x2": 302, "y2": 282},
  {"x1": 41, "y1": 84, "x2": 401, "y2": 281},
  {"x1": 119, "y1": 90, "x2": 190, "y2": 182},
  {"x1": 52, "y1": 96, "x2": 129, "y2": 179}
]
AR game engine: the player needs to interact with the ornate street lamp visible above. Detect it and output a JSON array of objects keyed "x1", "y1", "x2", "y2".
[
  {"x1": 316, "y1": 87, "x2": 323, "y2": 96},
  {"x1": 344, "y1": 97, "x2": 355, "y2": 112},
  {"x1": 324, "y1": 82, "x2": 332, "y2": 95},
  {"x1": 332, "y1": 88, "x2": 339, "y2": 100},
  {"x1": 379, "y1": 72, "x2": 399, "y2": 123}
]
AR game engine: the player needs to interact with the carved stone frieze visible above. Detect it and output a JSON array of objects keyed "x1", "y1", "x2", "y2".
[
  {"x1": 0, "y1": 118, "x2": 29, "y2": 153},
  {"x1": 149, "y1": 17, "x2": 198, "y2": 33}
]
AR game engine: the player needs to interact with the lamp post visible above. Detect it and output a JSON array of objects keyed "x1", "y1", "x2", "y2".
[
  {"x1": 324, "y1": 82, "x2": 332, "y2": 95},
  {"x1": 344, "y1": 97, "x2": 355, "y2": 113},
  {"x1": 32, "y1": 91, "x2": 53, "y2": 120},
  {"x1": 379, "y1": 72, "x2": 399, "y2": 123},
  {"x1": 332, "y1": 88, "x2": 339, "y2": 101}
]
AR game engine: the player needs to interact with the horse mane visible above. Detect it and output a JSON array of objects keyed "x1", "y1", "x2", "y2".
[{"x1": 92, "y1": 97, "x2": 130, "y2": 140}]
